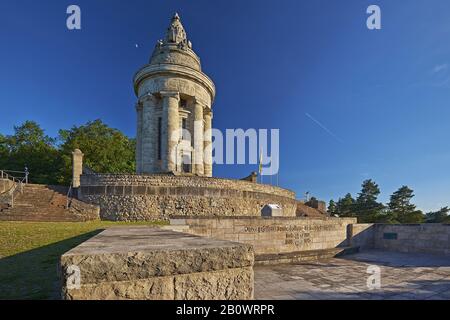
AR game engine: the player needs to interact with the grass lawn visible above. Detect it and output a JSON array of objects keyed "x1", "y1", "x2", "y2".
[{"x1": 0, "y1": 220, "x2": 167, "y2": 300}]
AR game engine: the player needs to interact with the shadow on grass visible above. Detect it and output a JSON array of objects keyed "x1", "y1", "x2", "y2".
[{"x1": 0, "y1": 229, "x2": 103, "y2": 300}]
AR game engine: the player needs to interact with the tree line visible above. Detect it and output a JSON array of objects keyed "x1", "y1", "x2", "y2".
[
  {"x1": 327, "y1": 179, "x2": 450, "y2": 224},
  {"x1": 2, "y1": 121, "x2": 449, "y2": 224},
  {"x1": 0, "y1": 120, "x2": 135, "y2": 185}
]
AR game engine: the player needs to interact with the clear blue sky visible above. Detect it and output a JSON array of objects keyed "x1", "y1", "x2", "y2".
[{"x1": 1, "y1": 0, "x2": 450, "y2": 211}]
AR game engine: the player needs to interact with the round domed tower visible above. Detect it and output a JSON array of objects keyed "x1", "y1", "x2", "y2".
[{"x1": 133, "y1": 13, "x2": 215, "y2": 177}]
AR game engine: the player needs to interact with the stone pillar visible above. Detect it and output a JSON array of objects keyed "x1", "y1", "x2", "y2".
[
  {"x1": 161, "y1": 91, "x2": 180, "y2": 172},
  {"x1": 141, "y1": 94, "x2": 158, "y2": 173},
  {"x1": 203, "y1": 109, "x2": 213, "y2": 177},
  {"x1": 193, "y1": 99, "x2": 204, "y2": 175},
  {"x1": 72, "y1": 149, "x2": 84, "y2": 188},
  {"x1": 135, "y1": 102, "x2": 143, "y2": 174}
]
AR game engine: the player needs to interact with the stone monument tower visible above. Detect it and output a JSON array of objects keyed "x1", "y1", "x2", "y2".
[{"x1": 133, "y1": 13, "x2": 216, "y2": 177}]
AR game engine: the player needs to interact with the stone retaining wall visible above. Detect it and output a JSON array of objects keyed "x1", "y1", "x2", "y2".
[
  {"x1": 171, "y1": 217, "x2": 357, "y2": 255},
  {"x1": 347, "y1": 223, "x2": 375, "y2": 250},
  {"x1": 68, "y1": 197, "x2": 101, "y2": 221},
  {"x1": 349, "y1": 223, "x2": 450, "y2": 255},
  {"x1": 79, "y1": 174, "x2": 297, "y2": 221}
]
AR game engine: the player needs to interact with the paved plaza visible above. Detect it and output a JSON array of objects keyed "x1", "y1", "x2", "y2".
[{"x1": 254, "y1": 250, "x2": 450, "y2": 300}]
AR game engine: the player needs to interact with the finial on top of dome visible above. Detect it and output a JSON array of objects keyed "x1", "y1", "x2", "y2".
[{"x1": 165, "y1": 12, "x2": 187, "y2": 44}]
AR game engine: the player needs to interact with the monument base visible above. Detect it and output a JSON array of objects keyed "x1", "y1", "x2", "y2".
[
  {"x1": 78, "y1": 174, "x2": 298, "y2": 220},
  {"x1": 59, "y1": 227, "x2": 254, "y2": 300}
]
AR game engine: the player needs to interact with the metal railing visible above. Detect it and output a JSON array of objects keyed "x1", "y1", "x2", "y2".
[
  {"x1": 0, "y1": 170, "x2": 29, "y2": 208},
  {"x1": 0, "y1": 170, "x2": 29, "y2": 184},
  {"x1": 66, "y1": 181, "x2": 73, "y2": 209}
]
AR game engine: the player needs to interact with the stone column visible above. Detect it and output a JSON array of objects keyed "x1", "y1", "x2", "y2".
[
  {"x1": 193, "y1": 99, "x2": 204, "y2": 175},
  {"x1": 72, "y1": 149, "x2": 84, "y2": 188},
  {"x1": 203, "y1": 109, "x2": 213, "y2": 177},
  {"x1": 141, "y1": 93, "x2": 158, "y2": 173},
  {"x1": 135, "y1": 101, "x2": 143, "y2": 174},
  {"x1": 161, "y1": 91, "x2": 180, "y2": 172}
]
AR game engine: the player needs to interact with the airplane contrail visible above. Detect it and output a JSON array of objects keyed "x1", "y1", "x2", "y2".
[{"x1": 305, "y1": 112, "x2": 344, "y2": 144}]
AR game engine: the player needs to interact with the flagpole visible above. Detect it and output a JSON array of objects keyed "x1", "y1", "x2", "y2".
[
  {"x1": 259, "y1": 147, "x2": 263, "y2": 184},
  {"x1": 270, "y1": 164, "x2": 272, "y2": 185}
]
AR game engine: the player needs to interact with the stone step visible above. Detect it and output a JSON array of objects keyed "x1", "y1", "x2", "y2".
[
  {"x1": 160, "y1": 225, "x2": 191, "y2": 233},
  {"x1": 2, "y1": 204, "x2": 67, "y2": 210},
  {"x1": 0, "y1": 183, "x2": 98, "y2": 222},
  {"x1": 0, "y1": 207, "x2": 65, "y2": 215},
  {"x1": 17, "y1": 193, "x2": 57, "y2": 197},
  {"x1": 10, "y1": 201, "x2": 66, "y2": 206},
  {"x1": 254, "y1": 246, "x2": 360, "y2": 266},
  {"x1": 14, "y1": 200, "x2": 55, "y2": 203},
  {"x1": 17, "y1": 191, "x2": 56, "y2": 196},
  {"x1": 9, "y1": 203, "x2": 34, "y2": 208},
  {"x1": 0, "y1": 214, "x2": 82, "y2": 222},
  {"x1": 1, "y1": 213, "x2": 72, "y2": 218}
]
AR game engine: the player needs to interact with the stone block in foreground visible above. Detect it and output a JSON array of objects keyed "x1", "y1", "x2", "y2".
[{"x1": 59, "y1": 227, "x2": 254, "y2": 300}]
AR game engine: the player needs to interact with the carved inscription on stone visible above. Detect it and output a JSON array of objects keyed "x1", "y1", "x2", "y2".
[
  {"x1": 285, "y1": 232, "x2": 312, "y2": 246},
  {"x1": 243, "y1": 224, "x2": 340, "y2": 248}
]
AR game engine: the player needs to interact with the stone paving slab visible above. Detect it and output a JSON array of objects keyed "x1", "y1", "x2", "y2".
[{"x1": 254, "y1": 250, "x2": 450, "y2": 300}]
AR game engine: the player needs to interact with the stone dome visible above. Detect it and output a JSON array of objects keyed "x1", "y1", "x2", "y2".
[
  {"x1": 133, "y1": 12, "x2": 215, "y2": 103},
  {"x1": 149, "y1": 13, "x2": 202, "y2": 71}
]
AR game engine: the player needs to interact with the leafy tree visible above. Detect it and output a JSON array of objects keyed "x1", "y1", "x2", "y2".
[
  {"x1": 0, "y1": 121, "x2": 61, "y2": 184},
  {"x1": 328, "y1": 199, "x2": 337, "y2": 216},
  {"x1": 1, "y1": 120, "x2": 136, "y2": 185},
  {"x1": 58, "y1": 119, "x2": 135, "y2": 184},
  {"x1": 0, "y1": 133, "x2": 8, "y2": 169},
  {"x1": 425, "y1": 207, "x2": 450, "y2": 223},
  {"x1": 8, "y1": 121, "x2": 55, "y2": 149},
  {"x1": 387, "y1": 186, "x2": 424, "y2": 223},
  {"x1": 336, "y1": 193, "x2": 356, "y2": 217},
  {"x1": 354, "y1": 179, "x2": 385, "y2": 222}
]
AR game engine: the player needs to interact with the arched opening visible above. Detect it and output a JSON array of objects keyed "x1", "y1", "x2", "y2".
[{"x1": 182, "y1": 154, "x2": 191, "y2": 173}]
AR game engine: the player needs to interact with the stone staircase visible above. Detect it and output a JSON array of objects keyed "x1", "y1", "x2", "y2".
[{"x1": 0, "y1": 184, "x2": 99, "y2": 222}]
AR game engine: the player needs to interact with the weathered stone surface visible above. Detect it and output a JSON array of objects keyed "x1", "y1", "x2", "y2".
[
  {"x1": 296, "y1": 200, "x2": 327, "y2": 218},
  {"x1": 174, "y1": 267, "x2": 254, "y2": 300},
  {"x1": 171, "y1": 217, "x2": 357, "y2": 255},
  {"x1": 348, "y1": 223, "x2": 450, "y2": 256},
  {"x1": 133, "y1": 14, "x2": 215, "y2": 176},
  {"x1": 71, "y1": 149, "x2": 83, "y2": 188},
  {"x1": 347, "y1": 223, "x2": 375, "y2": 249},
  {"x1": 60, "y1": 227, "x2": 254, "y2": 300},
  {"x1": 254, "y1": 250, "x2": 450, "y2": 300},
  {"x1": 64, "y1": 267, "x2": 253, "y2": 300},
  {"x1": 64, "y1": 275, "x2": 175, "y2": 300},
  {"x1": 255, "y1": 247, "x2": 359, "y2": 266},
  {"x1": 0, "y1": 183, "x2": 99, "y2": 222},
  {"x1": 79, "y1": 174, "x2": 298, "y2": 220}
]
